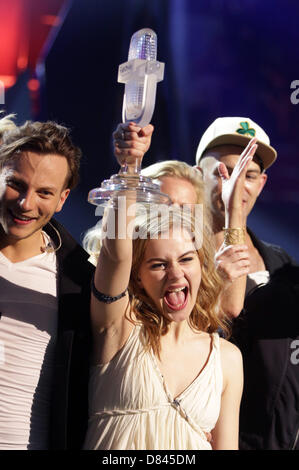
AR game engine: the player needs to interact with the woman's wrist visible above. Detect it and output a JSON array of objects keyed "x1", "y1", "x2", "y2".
[
  {"x1": 223, "y1": 227, "x2": 246, "y2": 246},
  {"x1": 223, "y1": 203, "x2": 246, "y2": 245},
  {"x1": 225, "y1": 204, "x2": 245, "y2": 229}
]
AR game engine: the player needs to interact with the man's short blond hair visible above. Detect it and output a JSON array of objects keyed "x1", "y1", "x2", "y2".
[{"x1": 0, "y1": 120, "x2": 82, "y2": 190}]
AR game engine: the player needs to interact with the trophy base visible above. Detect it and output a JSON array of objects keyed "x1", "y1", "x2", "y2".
[{"x1": 88, "y1": 173, "x2": 171, "y2": 206}]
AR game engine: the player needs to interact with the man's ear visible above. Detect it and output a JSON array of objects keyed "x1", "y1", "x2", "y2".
[
  {"x1": 55, "y1": 188, "x2": 70, "y2": 213},
  {"x1": 258, "y1": 173, "x2": 267, "y2": 196}
]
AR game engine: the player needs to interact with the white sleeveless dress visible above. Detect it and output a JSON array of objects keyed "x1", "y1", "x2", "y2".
[{"x1": 83, "y1": 325, "x2": 222, "y2": 450}]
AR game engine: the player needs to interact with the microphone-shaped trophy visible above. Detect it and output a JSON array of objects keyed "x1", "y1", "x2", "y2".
[
  {"x1": 88, "y1": 28, "x2": 171, "y2": 206},
  {"x1": 120, "y1": 28, "x2": 164, "y2": 129}
]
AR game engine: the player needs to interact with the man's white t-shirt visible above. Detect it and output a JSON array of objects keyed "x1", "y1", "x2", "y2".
[
  {"x1": 0, "y1": 246, "x2": 57, "y2": 450},
  {"x1": 247, "y1": 270, "x2": 270, "y2": 293}
]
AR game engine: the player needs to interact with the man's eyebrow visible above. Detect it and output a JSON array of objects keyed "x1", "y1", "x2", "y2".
[
  {"x1": 38, "y1": 185, "x2": 57, "y2": 191},
  {"x1": 213, "y1": 166, "x2": 261, "y2": 174},
  {"x1": 7, "y1": 175, "x2": 57, "y2": 192},
  {"x1": 246, "y1": 169, "x2": 261, "y2": 174}
]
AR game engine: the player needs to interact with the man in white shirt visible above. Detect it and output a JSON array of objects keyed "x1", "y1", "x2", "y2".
[{"x1": 0, "y1": 120, "x2": 94, "y2": 449}]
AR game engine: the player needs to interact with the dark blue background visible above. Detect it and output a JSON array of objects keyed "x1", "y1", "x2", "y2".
[{"x1": 2, "y1": 0, "x2": 299, "y2": 261}]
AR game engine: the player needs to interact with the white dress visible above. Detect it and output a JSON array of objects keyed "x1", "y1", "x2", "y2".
[{"x1": 84, "y1": 325, "x2": 222, "y2": 450}]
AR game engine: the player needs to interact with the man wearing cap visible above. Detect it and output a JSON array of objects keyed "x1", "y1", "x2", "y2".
[{"x1": 196, "y1": 117, "x2": 299, "y2": 450}]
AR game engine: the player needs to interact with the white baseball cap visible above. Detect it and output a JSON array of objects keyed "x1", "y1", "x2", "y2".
[{"x1": 195, "y1": 117, "x2": 277, "y2": 170}]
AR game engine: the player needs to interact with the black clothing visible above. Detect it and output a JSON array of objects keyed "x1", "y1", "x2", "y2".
[
  {"x1": 232, "y1": 229, "x2": 299, "y2": 450},
  {"x1": 45, "y1": 219, "x2": 94, "y2": 450}
]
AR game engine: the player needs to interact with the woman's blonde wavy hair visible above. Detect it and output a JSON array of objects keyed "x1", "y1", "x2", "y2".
[
  {"x1": 83, "y1": 161, "x2": 229, "y2": 356},
  {"x1": 127, "y1": 206, "x2": 229, "y2": 358}
]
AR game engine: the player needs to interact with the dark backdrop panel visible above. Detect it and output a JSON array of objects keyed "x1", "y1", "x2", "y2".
[
  {"x1": 41, "y1": 0, "x2": 175, "y2": 244},
  {"x1": 38, "y1": 0, "x2": 298, "y2": 260}
]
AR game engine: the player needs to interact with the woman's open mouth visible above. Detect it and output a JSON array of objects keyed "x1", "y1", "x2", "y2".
[{"x1": 163, "y1": 286, "x2": 189, "y2": 311}]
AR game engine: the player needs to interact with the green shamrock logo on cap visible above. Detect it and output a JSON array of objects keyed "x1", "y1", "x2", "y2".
[{"x1": 236, "y1": 121, "x2": 256, "y2": 137}]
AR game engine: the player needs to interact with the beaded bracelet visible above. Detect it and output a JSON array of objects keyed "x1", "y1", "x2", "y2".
[
  {"x1": 223, "y1": 227, "x2": 246, "y2": 246},
  {"x1": 91, "y1": 275, "x2": 128, "y2": 304}
]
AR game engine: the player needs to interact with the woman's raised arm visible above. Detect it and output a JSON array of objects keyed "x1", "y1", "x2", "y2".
[{"x1": 90, "y1": 191, "x2": 137, "y2": 364}]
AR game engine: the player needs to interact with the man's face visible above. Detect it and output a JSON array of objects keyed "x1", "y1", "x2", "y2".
[
  {"x1": 0, "y1": 151, "x2": 70, "y2": 245},
  {"x1": 199, "y1": 145, "x2": 267, "y2": 226}
]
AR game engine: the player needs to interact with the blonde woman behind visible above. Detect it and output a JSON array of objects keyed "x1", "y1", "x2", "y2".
[
  {"x1": 83, "y1": 124, "x2": 208, "y2": 263},
  {"x1": 83, "y1": 158, "x2": 207, "y2": 264}
]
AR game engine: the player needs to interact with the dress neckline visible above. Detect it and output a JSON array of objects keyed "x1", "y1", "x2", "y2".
[{"x1": 150, "y1": 332, "x2": 217, "y2": 403}]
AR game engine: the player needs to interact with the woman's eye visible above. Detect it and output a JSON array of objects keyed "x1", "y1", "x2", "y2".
[
  {"x1": 151, "y1": 263, "x2": 166, "y2": 269},
  {"x1": 180, "y1": 257, "x2": 193, "y2": 263}
]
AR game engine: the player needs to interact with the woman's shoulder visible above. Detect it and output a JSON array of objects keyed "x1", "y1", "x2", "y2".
[
  {"x1": 218, "y1": 337, "x2": 244, "y2": 395},
  {"x1": 218, "y1": 337, "x2": 243, "y2": 368}
]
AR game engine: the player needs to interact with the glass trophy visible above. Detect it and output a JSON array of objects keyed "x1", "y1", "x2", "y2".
[{"x1": 88, "y1": 28, "x2": 171, "y2": 207}]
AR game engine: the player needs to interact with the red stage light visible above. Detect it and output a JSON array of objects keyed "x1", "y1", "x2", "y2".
[
  {"x1": 27, "y1": 79, "x2": 40, "y2": 92},
  {"x1": 0, "y1": 0, "x2": 65, "y2": 89}
]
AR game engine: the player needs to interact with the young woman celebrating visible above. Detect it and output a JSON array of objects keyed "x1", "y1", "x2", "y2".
[{"x1": 83, "y1": 129, "x2": 257, "y2": 450}]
